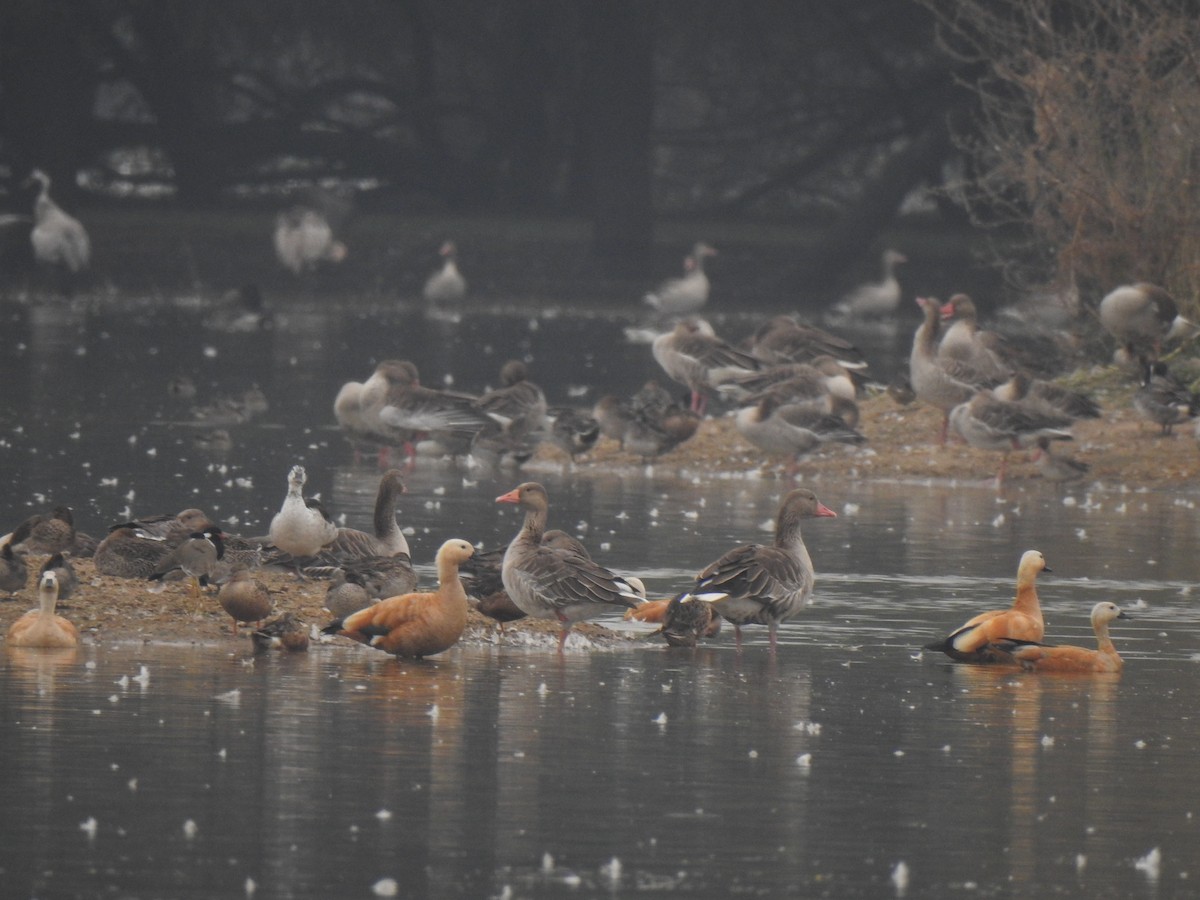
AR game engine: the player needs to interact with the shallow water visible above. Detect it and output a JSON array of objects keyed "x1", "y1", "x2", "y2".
[{"x1": 2, "y1": 296, "x2": 1199, "y2": 898}]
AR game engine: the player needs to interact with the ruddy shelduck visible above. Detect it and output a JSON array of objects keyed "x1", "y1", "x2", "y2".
[
  {"x1": 990, "y1": 601, "x2": 1130, "y2": 673},
  {"x1": 925, "y1": 550, "x2": 1049, "y2": 663},
  {"x1": 7, "y1": 571, "x2": 78, "y2": 649}
]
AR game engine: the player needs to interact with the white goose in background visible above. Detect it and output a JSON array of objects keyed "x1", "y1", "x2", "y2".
[
  {"x1": 25, "y1": 169, "x2": 90, "y2": 273},
  {"x1": 273, "y1": 206, "x2": 347, "y2": 275},
  {"x1": 826, "y1": 248, "x2": 906, "y2": 323},
  {"x1": 644, "y1": 242, "x2": 717, "y2": 315},
  {"x1": 423, "y1": 240, "x2": 467, "y2": 303}
]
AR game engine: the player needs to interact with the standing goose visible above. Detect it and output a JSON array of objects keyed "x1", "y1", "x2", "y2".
[
  {"x1": 423, "y1": 240, "x2": 467, "y2": 303},
  {"x1": 323, "y1": 538, "x2": 476, "y2": 659},
  {"x1": 25, "y1": 169, "x2": 90, "y2": 274},
  {"x1": 323, "y1": 469, "x2": 410, "y2": 561},
  {"x1": 948, "y1": 390, "x2": 1074, "y2": 486},
  {"x1": 924, "y1": 550, "x2": 1049, "y2": 663},
  {"x1": 496, "y1": 483, "x2": 642, "y2": 650},
  {"x1": 7, "y1": 571, "x2": 78, "y2": 649},
  {"x1": 909, "y1": 297, "x2": 1001, "y2": 443},
  {"x1": 989, "y1": 601, "x2": 1130, "y2": 673},
  {"x1": 643, "y1": 242, "x2": 717, "y2": 316},
  {"x1": 268, "y1": 466, "x2": 338, "y2": 568},
  {"x1": 681, "y1": 488, "x2": 837, "y2": 651},
  {"x1": 652, "y1": 318, "x2": 760, "y2": 414}
]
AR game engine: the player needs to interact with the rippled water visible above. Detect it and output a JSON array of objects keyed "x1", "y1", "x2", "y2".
[{"x1": 2, "y1": 296, "x2": 1199, "y2": 898}]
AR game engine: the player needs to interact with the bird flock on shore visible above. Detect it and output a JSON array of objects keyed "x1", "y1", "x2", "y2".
[{"x1": 4, "y1": 182, "x2": 1192, "y2": 667}]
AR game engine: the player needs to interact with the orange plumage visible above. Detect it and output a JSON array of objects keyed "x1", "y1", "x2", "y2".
[
  {"x1": 991, "y1": 601, "x2": 1129, "y2": 673},
  {"x1": 7, "y1": 571, "x2": 78, "y2": 649},
  {"x1": 925, "y1": 550, "x2": 1048, "y2": 663},
  {"x1": 325, "y1": 538, "x2": 474, "y2": 658}
]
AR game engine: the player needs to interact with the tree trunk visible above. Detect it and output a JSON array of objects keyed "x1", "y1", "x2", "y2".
[{"x1": 579, "y1": 1, "x2": 655, "y2": 271}]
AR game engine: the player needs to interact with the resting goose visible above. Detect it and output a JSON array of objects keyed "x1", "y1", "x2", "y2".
[
  {"x1": 423, "y1": 240, "x2": 467, "y2": 303},
  {"x1": 992, "y1": 371, "x2": 1101, "y2": 421},
  {"x1": 924, "y1": 550, "x2": 1049, "y2": 663},
  {"x1": 9, "y1": 505, "x2": 76, "y2": 556},
  {"x1": 748, "y1": 315, "x2": 872, "y2": 375},
  {"x1": 274, "y1": 206, "x2": 346, "y2": 275},
  {"x1": 937, "y1": 294, "x2": 1012, "y2": 384},
  {"x1": 476, "y1": 360, "x2": 548, "y2": 439},
  {"x1": 990, "y1": 601, "x2": 1129, "y2": 673},
  {"x1": 644, "y1": 242, "x2": 717, "y2": 315},
  {"x1": 7, "y1": 571, "x2": 77, "y2": 649},
  {"x1": 910, "y1": 297, "x2": 1001, "y2": 443},
  {"x1": 324, "y1": 469, "x2": 410, "y2": 561},
  {"x1": 25, "y1": 169, "x2": 90, "y2": 274},
  {"x1": 948, "y1": 390, "x2": 1073, "y2": 485},
  {"x1": 735, "y1": 394, "x2": 865, "y2": 466},
  {"x1": 496, "y1": 482, "x2": 642, "y2": 650},
  {"x1": 323, "y1": 538, "x2": 475, "y2": 659},
  {"x1": 652, "y1": 318, "x2": 760, "y2": 414},
  {"x1": 1099, "y1": 283, "x2": 1197, "y2": 366},
  {"x1": 680, "y1": 488, "x2": 836, "y2": 651}
]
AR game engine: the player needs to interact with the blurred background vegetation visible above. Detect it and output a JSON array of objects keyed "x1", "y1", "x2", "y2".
[{"x1": 0, "y1": 0, "x2": 1196, "y2": 309}]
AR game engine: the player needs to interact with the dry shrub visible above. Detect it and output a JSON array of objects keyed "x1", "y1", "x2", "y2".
[{"x1": 922, "y1": 0, "x2": 1200, "y2": 314}]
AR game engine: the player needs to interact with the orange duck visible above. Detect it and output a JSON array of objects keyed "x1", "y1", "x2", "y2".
[
  {"x1": 323, "y1": 538, "x2": 475, "y2": 658},
  {"x1": 7, "y1": 571, "x2": 78, "y2": 649},
  {"x1": 990, "y1": 601, "x2": 1129, "y2": 674},
  {"x1": 925, "y1": 550, "x2": 1049, "y2": 663}
]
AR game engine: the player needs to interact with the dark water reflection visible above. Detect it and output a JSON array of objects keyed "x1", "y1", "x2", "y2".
[{"x1": 2, "y1": 297, "x2": 1199, "y2": 897}]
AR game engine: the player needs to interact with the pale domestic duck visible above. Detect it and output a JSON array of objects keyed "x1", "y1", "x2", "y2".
[
  {"x1": 268, "y1": 466, "x2": 338, "y2": 566},
  {"x1": 652, "y1": 318, "x2": 760, "y2": 414},
  {"x1": 323, "y1": 538, "x2": 475, "y2": 658},
  {"x1": 680, "y1": 488, "x2": 836, "y2": 651},
  {"x1": 6, "y1": 571, "x2": 78, "y2": 649},
  {"x1": 25, "y1": 168, "x2": 90, "y2": 274},
  {"x1": 274, "y1": 206, "x2": 347, "y2": 275},
  {"x1": 423, "y1": 240, "x2": 467, "y2": 303},
  {"x1": 644, "y1": 242, "x2": 717, "y2": 315},
  {"x1": 496, "y1": 483, "x2": 642, "y2": 649},
  {"x1": 924, "y1": 550, "x2": 1049, "y2": 663},
  {"x1": 989, "y1": 601, "x2": 1129, "y2": 673}
]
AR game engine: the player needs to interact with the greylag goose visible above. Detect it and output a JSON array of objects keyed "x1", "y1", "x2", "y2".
[
  {"x1": 748, "y1": 315, "x2": 871, "y2": 375},
  {"x1": 1133, "y1": 362, "x2": 1196, "y2": 435},
  {"x1": 909, "y1": 297, "x2": 997, "y2": 443},
  {"x1": 1099, "y1": 283, "x2": 1197, "y2": 366},
  {"x1": 217, "y1": 565, "x2": 273, "y2": 634},
  {"x1": 9, "y1": 506, "x2": 76, "y2": 556},
  {"x1": 39, "y1": 552, "x2": 77, "y2": 601},
  {"x1": 423, "y1": 240, "x2": 467, "y2": 303},
  {"x1": 324, "y1": 469, "x2": 410, "y2": 561},
  {"x1": 0, "y1": 542, "x2": 28, "y2": 596},
  {"x1": 937, "y1": 294, "x2": 1012, "y2": 384},
  {"x1": 268, "y1": 466, "x2": 338, "y2": 567},
  {"x1": 458, "y1": 529, "x2": 589, "y2": 628},
  {"x1": 718, "y1": 356, "x2": 858, "y2": 407},
  {"x1": 322, "y1": 538, "x2": 475, "y2": 659},
  {"x1": 6, "y1": 571, "x2": 77, "y2": 649},
  {"x1": 251, "y1": 612, "x2": 310, "y2": 652},
  {"x1": 988, "y1": 601, "x2": 1129, "y2": 673},
  {"x1": 652, "y1": 318, "x2": 760, "y2": 414},
  {"x1": 477, "y1": 360, "x2": 549, "y2": 439},
  {"x1": 148, "y1": 528, "x2": 226, "y2": 604},
  {"x1": 373, "y1": 360, "x2": 493, "y2": 450},
  {"x1": 948, "y1": 390, "x2": 1073, "y2": 485},
  {"x1": 679, "y1": 488, "x2": 836, "y2": 651},
  {"x1": 992, "y1": 371, "x2": 1101, "y2": 421},
  {"x1": 274, "y1": 206, "x2": 347, "y2": 275},
  {"x1": 1032, "y1": 436, "x2": 1090, "y2": 484},
  {"x1": 734, "y1": 394, "x2": 865, "y2": 466},
  {"x1": 495, "y1": 482, "x2": 642, "y2": 649},
  {"x1": 826, "y1": 248, "x2": 906, "y2": 321},
  {"x1": 923, "y1": 549, "x2": 1049, "y2": 663},
  {"x1": 644, "y1": 242, "x2": 717, "y2": 315},
  {"x1": 24, "y1": 169, "x2": 90, "y2": 274}
]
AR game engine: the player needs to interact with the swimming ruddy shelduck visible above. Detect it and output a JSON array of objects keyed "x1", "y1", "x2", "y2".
[
  {"x1": 990, "y1": 601, "x2": 1130, "y2": 674},
  {"x1": 322, "y1": 539, "x2": 475, "y2": 658},
  {"x1": 924, "y1": 550, "x2": 1049, "y2": 663},
  {"x1": 7, "y1": 571, "x2": 78, "y2": 649}
]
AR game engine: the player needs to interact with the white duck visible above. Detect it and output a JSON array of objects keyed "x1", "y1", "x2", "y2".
[
  {"x1": 268, "y1": 465, "x2": 338, "y2": 565},
  {"x1": 25, "y1": 169, "x2": 90, "y2": 273},
  {"x1": 274, "y1": 207, "x2": 347, "y2": 275},
  {"x1": 644, "y1": 242, "x2": 717, "y2": 315},
  {"x1": 423, "y1": 240, "x2": 467, "y2": 302}
]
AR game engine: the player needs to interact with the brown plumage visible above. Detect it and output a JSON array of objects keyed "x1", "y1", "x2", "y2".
[
  {"x1": 627, "y1": 593, "x2": 722, "y2": 648},
  {"x1": 9, "y1": 505, "x2": 76, "y2": 555},
  {"x1": 323, "y1": 469, "x2": 409, "y2": 561},
  {"x1": 0, "y1": 542, "x2": 29, "y2": 596},
  {"x1": 217, "y1": 566, "x2": 273, "y2": 634},
  {"x1": 7, "y1": 571, "x2": 78, "y2": 649},
  {"x1": 323, "y1": 539, "x2": 475, "y2": 658},
  {"x1": 252, "y1": 613, "x2": 310, "y2": 652},
  {"x1": 924, "y1": 550, "x2": 1049, "y2": 663}
]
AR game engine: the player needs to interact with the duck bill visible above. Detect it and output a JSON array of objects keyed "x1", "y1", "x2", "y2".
[{"x1": 495, "y1": 488, "x2": 521, "y2": 504}]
